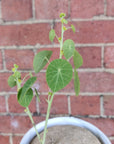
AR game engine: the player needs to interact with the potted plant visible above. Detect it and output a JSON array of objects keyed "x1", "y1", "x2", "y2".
[{"x1": 8, "y1": 13, "x2": 111, "y2": 144}]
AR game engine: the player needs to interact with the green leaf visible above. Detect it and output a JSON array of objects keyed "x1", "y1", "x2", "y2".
[
  {"x1": 33, "y1": 50, "x2": 52, "y2": 73},
  {"x1": 59, "y1": 13, "x2": 66, "y2": 18},
  {"x1": 71, "y1": 24, "x2": 76, "y2": 33},
  {"x1": 17, "y1": 77, "x2": 37, "y2": 107},
  {"x1": 63, "y1": 39, "x2": 75, "y2": 59},
  {"x1": 14, "y1": 71, "x2": 21, "y2": 79},
  {"x1": 73, "y1": 50, "x2": 83, "y2": 69},
  {"x1": 74, "y1": 70, "x2": 80, "y2": 96},
  {"x1": 61, "y1": 18, "x2": 68, "y2": 24},
  {"x1": 49, "y1": 29, "x2": 55, "y2": 42},
  {"x1": 8, "y1": 75, "x2": 16, "y2": 87},
  {"x1": 18, "y1": 88, "x2": 33, "y2": 107},
  {"x1": 46, "y1": 59, "x2": 73, "y2": 92}
]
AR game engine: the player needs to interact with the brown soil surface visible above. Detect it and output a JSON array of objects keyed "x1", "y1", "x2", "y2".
[{"x1": 30, "y1": 125, "x2": 101, "y2": 144}]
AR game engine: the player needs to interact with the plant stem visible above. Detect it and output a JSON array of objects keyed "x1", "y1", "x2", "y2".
[
  {"x1": 26, "y1": 107, "x2": 42, "y2": 144},
  {"x1": 59, "y1": 22, "x2": 64, "y2": 59},
  {"x1": 42, "y1": 92, "x2": 55, "y2": 144}
]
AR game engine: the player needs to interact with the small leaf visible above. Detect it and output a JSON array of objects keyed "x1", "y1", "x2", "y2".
[
  {"x1": 63, "y1": 39, "x2": 75, "y2": 59},
  {"x1": 18, "y1": 88, "x2": 33, "y2": 107},
  {"x1": 8, "y1": 75, "x2": 16, "y2": 87},
  {"x1": 61, "y1": 18, "x2": 68, "y2": 24},
  {"x1": 49, "y1": 29, "x2": 55, "y2": 42},
  {"x1": 14, "y1": 71, "x2": 21, "y2": 79},
  {"x1": 71, "y1": 24, "x2": 76, "y2": 33},
  {"x1": 17, "y1": 77, "x2": 37, "y2": 107},
  {"x1": 74, "y1": 70, "x2": 80, "y2": 96},
  {"x1": 46, "y1": 59, "x2": 73, "y2": 92},
  {"x1": 33, "y1": 50, "x2": 52, "y2": 73},
  {"x1": 59, "y1": 13, "x2": 66, "y2": 18},
  {"x1": 73, "y1": 50, "x2": 83, "y2": 69}
]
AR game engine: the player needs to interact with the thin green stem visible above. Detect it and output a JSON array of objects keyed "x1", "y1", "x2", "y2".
[
  {"x1": 59, "y1": 22, "x2": 64, "y2": 59},
  {"x1": 42, "y1": 92, "x2": 55, "y2": 144},
  {"x1": 26, "y1": 107, "x2": 42, "y2": 144}
]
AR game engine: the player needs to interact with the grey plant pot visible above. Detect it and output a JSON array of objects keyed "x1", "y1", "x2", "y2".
[{"x1": 20, "y1": 117, "x2": 111, "y2": 144}]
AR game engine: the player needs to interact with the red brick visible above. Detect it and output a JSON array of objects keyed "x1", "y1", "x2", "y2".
[
  {"x1": 0, "y1": 96, "x2": 6, "y2": 112},
  {"x1": 0, "y1": 23, "x2": 51, "y2": 46},
  {"x1": 71, "y1": 96, "x2": 100, "y2": 115},
  {"x1": 36, "y1": 73, "x2": 49, "y2": 93},
  {"x1": 5, "y1": 49, "x2": 34, "y2": 70},
  {"x1": 0, "y1": 51, "x2": 3, "y2": 70},
  {"x1": 55, "y1": 21, "x2": 114, "y2": 43},
  {"x1": 0, "y1": 135, "x2": 10, "y2": 144},
  {"x1": 12, "y1": 136, "x2": 23, "y2": 144},
  {"x1": 0, "y1": 73, "x2": 14, "y2": 92},
  {"x1": 39, "y1": 95, "x2": 68, "y2": 114},
  {"x1": 8, "y1": 94, "x2": 36, "y2": 113},
  {"x1": 35, "y1": 0, "x2": 68, "y2": 19},
  {"x1": 104, "y1": 96, "x2": 114, "y2": 116},
  {"x1": 83, "y1": 117, "x2": 114, "y2": 137},
  {"x1": 70, "y1": 47, "x2": 101, "y2": 68},
  {"x1": 71, "y1": 0, "x2": 104, "y2": 18},
  {"x1": 37, "y1": 47, "x2": 101, "y2": 68},
  {"x1": 0, "y1": 115, "x2": 43, "y2": 133},
  {"x1": 104, "y1": 47, "x2": 114, "y2": 68},
  {"x1": 60, "y1": 72, "x2": 114, "y2": 93},
  {"x1": 107, "y1": 0, "x2": 114, "y2": 16},
  {"x1": 2, "y1": 0, "x2": 32, "y2": 21},
  {"x1": 111, "y1": 140, "x2": 114, "y2": 144}
]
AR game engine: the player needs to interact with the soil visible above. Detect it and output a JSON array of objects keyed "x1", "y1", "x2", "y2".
[{"x1": 30, "y1": 125, "x2": 101, "y2": 144}]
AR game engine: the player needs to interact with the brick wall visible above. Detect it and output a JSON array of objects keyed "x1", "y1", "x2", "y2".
[{"x1": 0, "y1": 0, "x2": 114, "y2": 144}]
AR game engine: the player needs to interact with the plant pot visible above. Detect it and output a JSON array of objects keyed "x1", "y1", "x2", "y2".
[{"x1": 20, "y1": 117, "x2": 111, "y2": 144}]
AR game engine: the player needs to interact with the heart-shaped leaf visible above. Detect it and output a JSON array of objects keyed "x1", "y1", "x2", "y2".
[
  {"x1": 74, "y1": 70, "x2": 80, "y2": 96},
  {"x1": 73, "y1": 50, "x2": 83, "y2": 69},
  {"x1": 17, "y1": 77, "x2": 37, "y2": 107},
  {"x1": 63, "y1": 39, "x2": 75, "y2": 59},
  {"x1": 18, "y1": 88, "x2": 33, "y2": 107},
  {"x1": 46, "y1": 59, "x2": 73, "y2": 92},
  {"x1": 33, "y1": 50, "x2": 52, "y2": 73},
  {"x1": 49, "y1": 29, "x2": 55, "y2": 42},
  {"x1": 8, "y1": 75, "x2": 16, "y2": 87}
]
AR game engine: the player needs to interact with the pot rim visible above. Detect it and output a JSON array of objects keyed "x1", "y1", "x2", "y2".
[{"x1": 20, "y1": 117, "x2": 111, "y2": 144}]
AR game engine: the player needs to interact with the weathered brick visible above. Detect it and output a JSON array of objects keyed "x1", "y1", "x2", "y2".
[
  {"x1": 83, "y1": 117, "x2": 114, "y2": 137},
  {"x1": 104, "y1": 47, "x2": 114, "y2": 68},
  {"x1": 5, "y1": 49, "x2": 34, "y2": 70},
  {"x1": 104, "y1": 96, "x2": 114, "y2": 116},
  {"x1": 35, "y1": 72, "x2": 114, "y2": 93},
  {"x1": 107, "y1": 0, "x2": 114, "y2": 16},
  {"x1": 0, "y1": 96, "x2": 6, "y2": 112},
  {"x1": 71, "y1": 0, "x2": 104, "y2": 18},
  {"x1": 2, "y1": 0, "x2": 32, "y2": 21},
  {"x1": 111, "y1": 140, "x2": 114, "y2": 144},
  {"x1": 12, "y1": 136, "x2": 23, "y2": 144},
  {"x1": 8, "y1": 94, "x2": 36, "y2": 113},
  {"x1": 0, "y1": 23, "x2": 51, "y2": 46},
  {"x1": 0, "y1": 135, "x2": 10, "y2": 144},
  {"x1": 71, "y1": 96, "x2": 100, "y2": 115},
  {"x1": 37, "y1": 47, "x2": 101, "y2": 68},
  {"x1": 39, "y1": 95, "x2": 68, "y2": 114},
  {"x1": 0, "y1": 50, "x2": 3, "y2": 70},
  {"x1": 0, "y1": 73, "x2": 13, "y2": 92},
  {"x1": 0, "y1": 115, "x2": 43, "y2": 133},
  {"x1": 55, "y1": 21, "x2": 114, "y2": 43},
  {"x1": 60, "y1": 72, "x2": 114, "y2": 93},
  {"x1": 35, "y1": 0, "x2": 68, "y2": 19},
  {"x1": 70, "y1": 47, "x2": 101, "y2": 68}
]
